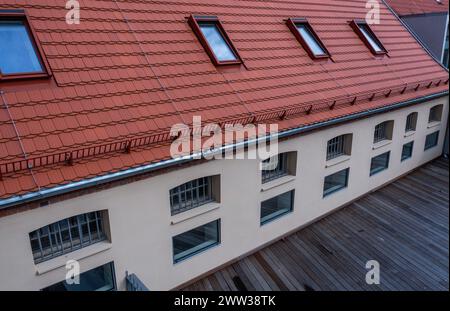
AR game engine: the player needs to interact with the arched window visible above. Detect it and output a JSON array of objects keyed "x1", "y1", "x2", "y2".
[
  {"x1": 374, "y1": 121, "x2": 394, "y2": 143},
  {"x1": 405, "y1": 112, "x2": 418, "y2": 132},
  {"x1": 29, "y1": 211, "x2": 108, "y2": 263},
  {"x1": 326, "y1": 134, "x2": 353, "y2": 160},
  {"x1": 261, "y1": 152, "x2": 297, "y2": 184},
  {"x1": 429, "y1": 105, "x2": 443, "y2": 123},
  {"x1": 169, "y1": 176, "x2": 220, "y2": 215}
]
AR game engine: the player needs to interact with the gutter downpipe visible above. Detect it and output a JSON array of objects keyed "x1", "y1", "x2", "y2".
[{"x1": 0, "y1": 91, "x2": 448, "y2": 210}]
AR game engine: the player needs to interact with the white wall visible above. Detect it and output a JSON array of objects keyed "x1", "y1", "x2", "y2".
[{"x1": 0, "y1": 96, "x2": 447, "y2": 291}]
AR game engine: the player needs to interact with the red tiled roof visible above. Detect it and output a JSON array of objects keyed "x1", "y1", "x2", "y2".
[
  {"x1": 0, "y1": 0, "x2": 448, "y2": 202},
  {"x1": 385, "y1": 0, "x2": 449, "y2": 16}
]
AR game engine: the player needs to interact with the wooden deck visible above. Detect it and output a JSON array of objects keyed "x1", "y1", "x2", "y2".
[{"x1": 181, "y1": 158, "x2": 449, "y2": 291}]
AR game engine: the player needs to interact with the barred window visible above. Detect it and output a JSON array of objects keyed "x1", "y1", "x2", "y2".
[
  {"x1": 170, "y1": 177, "x2": 214, "y2": 215},
  {"x1": 405, "y1": 112, "x2": 417, "y2": 132},
  {"x1": 327, "y1": 135, "x2": 345, "y2": 160},
  {"x1": 374, "y1": 121, "x2": 393, "y2": 143},
  {"x1": 29, "y1": 211, "x2": 106, "y2": 264},
  {"x1": 261, "y1": 153, "x2": 289, "y2": 184}
]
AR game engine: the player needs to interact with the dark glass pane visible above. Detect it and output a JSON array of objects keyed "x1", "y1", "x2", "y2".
[
  {"x1": 42, "y1": 262, "x2": 115, "y2": 291},
  {"x1": 324, "y1": 168, "x2": 349, "y2": 197},
  {"x1": 401, "y1": 142, "x2": 414, "y2": 161},
  {"x1": 260, "y1": 191, "x2": 294, "y2": 225},
  {"x1": 173, "y1": 220, "x2": 220, "y2": 263},
  {"x1": 425, "y1": 131, "x2": 439, "y2": 150},
  {"x1": 370, "y1": 152, "x2": 390, "y2": 176}
]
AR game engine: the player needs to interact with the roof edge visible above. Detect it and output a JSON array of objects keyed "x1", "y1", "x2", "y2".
[{"x1": 0, "y1": 91, "x2": 448, "y2": 210}]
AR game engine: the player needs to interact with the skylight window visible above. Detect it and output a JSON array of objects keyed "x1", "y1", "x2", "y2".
[
  {"x1": 0, "y1": 11, "x2": 48, "y2": 80},
  {"x1": 287, "y1": 18, "x2": 330, "y2": 59},
  {"x1": 188, "y1": 15, "x2": 242, "y2": 66},
  {"x1": 350, "y1": 20, "x2": 387, "y2": 55}
]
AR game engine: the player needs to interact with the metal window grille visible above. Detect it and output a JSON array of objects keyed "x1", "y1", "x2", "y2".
[
  {"x1": 405, "y1": 113, "x2": 416, "y2": 132},
  {"x1": 374, "y1": 122, "x2": 388, "y2": 143},
  {"x1": 261, "y1": 153, "x2": 289, "y2": 184},
  {"x1": 170, "y1": 176, "x2": 213, "y2": 215},
  {"x1": 327, "y1": 135, "x2": 346, "y2": 160},
  {"x1": 29, "y1": 211, "x2": 105, "y2": 264}
]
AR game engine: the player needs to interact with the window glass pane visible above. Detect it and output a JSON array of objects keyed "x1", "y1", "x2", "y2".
[
  {"x1": 323, "y1": 168, "x2": 349, "y2": 197},
  {"x1": 425, "y1": 131, "x2": 440, "y2": 150},
  {"x1": 296, "y1": 24, "x2": 326, "y2": 55},
  {"x1": 173, "y1": 220, "x2": 220, "y2": 263},
  {"x1": 401, "y1": 142, "x2": 414, "y2": 161},
  {"x1": 260, "y1": 190, "x2": 294, "y2": 225},
  {"x1": 199, "y1": 23, "x2": 237, "y2": 62},
  {"x1": 358, "y1": 24, "x2": 383, "y2": 52},
  {"x1": 42, "y1": 262, "x2": 115, "y2": 291},
  {"x1": 370, "y1": 152, "x2": 390, "y2": 176},
  {"x1": 0, "y1": 21, "x2": 43, "y2": 74}
]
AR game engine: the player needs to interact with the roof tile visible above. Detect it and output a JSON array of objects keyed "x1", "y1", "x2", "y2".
[{"x1": 0, "y1": 0, "x2": 448, "y2": 200}]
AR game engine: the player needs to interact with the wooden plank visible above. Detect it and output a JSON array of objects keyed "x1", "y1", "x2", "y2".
[{"x1": 180, "y1": 159, "x2": 449, "y2": 291}]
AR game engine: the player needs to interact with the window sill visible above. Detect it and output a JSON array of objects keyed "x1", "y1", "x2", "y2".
[
  {"x1": 372, "y1": 140, "x2": 392, "y2": 150},
  {"x1": 171, "y1": 202, "x2": 220, "y2": 225},
  {"x1": 35, "y1": 241, "x2": 112, "y2": 275},
  {"x1": 427, "y1": 121, "x2": 441, "y2": 129},
  {"x1": 325, "y1": 155, "x2": 351, "y2": 168},
  {"x1": 404, "y1": 130, "x2": 416, "y2": 138},
  {"x1": 261, "y1": 175, "x2": 296, "y2": 192}
]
